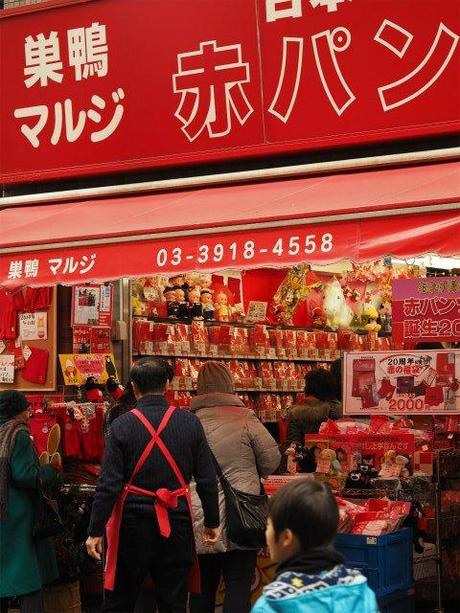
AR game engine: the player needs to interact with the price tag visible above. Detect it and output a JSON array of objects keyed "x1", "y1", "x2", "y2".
[{"x1": 23, "y1": 345, "x2": 32, "y2": 361}]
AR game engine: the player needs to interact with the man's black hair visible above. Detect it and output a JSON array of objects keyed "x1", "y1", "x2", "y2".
[
  {"x1": 269, "y1": 479, "x2": 339, "y2": 550},
  {"x1": 304, "y1": 368, "x2": 337, "y2": 401},
  {"x1": 130, "y1": 358, "x2": 174, "y2": 395}
]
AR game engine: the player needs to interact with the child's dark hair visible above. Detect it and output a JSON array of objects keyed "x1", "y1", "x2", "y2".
[{"x1": 269, "y1": 479, "x2": 339, "y2": 550}]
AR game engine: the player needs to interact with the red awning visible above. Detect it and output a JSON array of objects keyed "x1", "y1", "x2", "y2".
[{"x1": 1, "y1": 160, "x2": 459, "y2": 287}]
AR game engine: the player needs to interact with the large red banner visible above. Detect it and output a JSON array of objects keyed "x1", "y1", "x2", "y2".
[
  {"x1": 1, "y1": 209, "x2": 459, "y2": 287},
  {"x1": 1, "y1": 0, "x2": 459, "y2": 184}
]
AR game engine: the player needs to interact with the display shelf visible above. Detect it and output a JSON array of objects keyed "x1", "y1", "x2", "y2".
[
  {"x1": 171, "y1": 386, "x2": 303, "y2": 393},
  {"x1": 133, "y1": 352, "x2": 338, "y2": 362}
]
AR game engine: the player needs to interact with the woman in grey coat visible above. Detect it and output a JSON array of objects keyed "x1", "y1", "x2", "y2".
[{"x1": 189, "y1": 362, "x2": 281, "y2": 613}]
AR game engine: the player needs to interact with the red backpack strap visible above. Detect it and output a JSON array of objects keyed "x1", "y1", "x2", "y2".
[{"x1": 129, "y1": 406, "x2": 175, "y2": 481}]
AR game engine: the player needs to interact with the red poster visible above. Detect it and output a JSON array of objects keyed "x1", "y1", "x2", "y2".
[
  {"x1": 71, "y1": 283, "x2": 112, "y2": 327},
  {"x1": 392, "y1": 277, "x2": 460, "y2": 344},
  {"x1": 343, "y1": 350, "x2": 460, "y2": 415},
  {"x1": 1, "y1": 0, "x2": 458, "y2": 184}
]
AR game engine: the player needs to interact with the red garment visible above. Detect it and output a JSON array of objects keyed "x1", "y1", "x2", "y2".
[
  {"x1": 23, "y1": 287, "x2": 52, "y2": 312},
  {"x1": 277, "y1": 416, "x2": 289, "y2": 444},
  {"x1": 104, "y1": 407, "x2": 200, "y2": 593},
  {"x1": 81, "y1": 406, "x2": 104, "y2": 462},
  {"x1": 0, "y1": 290, "x2": 24, "y2": 339},
  {"x1": 22, "y1": 347, "x2": 49, "y2": 384}
]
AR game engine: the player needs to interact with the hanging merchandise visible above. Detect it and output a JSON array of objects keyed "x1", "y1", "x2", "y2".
[
  {"x1": 271, "y1": 265, "x2": 322, "y2": 325},
  {"x1": 21, "y1": 346, "x2": 49, "y2": 385}
]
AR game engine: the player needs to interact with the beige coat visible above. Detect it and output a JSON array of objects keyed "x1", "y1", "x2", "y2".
[{"x1": 190, "y1": 393, "x2": 281, "y2": 554}]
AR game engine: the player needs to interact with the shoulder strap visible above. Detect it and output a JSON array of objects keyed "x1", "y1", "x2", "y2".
[
  {"x1": 128, "y1": 406, "x2": 176, "y2": 482},
  {"x1": 132, "y1": 405, "x2": 176, "y2": 437},
  {"x1": 208, "y1": 447, "x2": 233, "y2": 491}
]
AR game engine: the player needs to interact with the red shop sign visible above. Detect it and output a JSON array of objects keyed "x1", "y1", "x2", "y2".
[
  {"x1": 392, "y1": 277, "x2": 460, "y2": 344},
  {"x1": 1, "y1": 0, "x2": 459, "y2": 184}
]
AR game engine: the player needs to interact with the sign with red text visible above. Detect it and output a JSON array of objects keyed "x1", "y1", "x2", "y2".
[
  {"x1": 1, "y1": 0, "x2": 459, "y2": 184},
  {"x1": 343, "y1": 350, "x2": 460, "y2": 415},
  {"x1": 59, "y1": 352, "x2": 117, "y2": 385},
  {"x1": 392, "y1": 277, "x2": 460, "y2": 344}
]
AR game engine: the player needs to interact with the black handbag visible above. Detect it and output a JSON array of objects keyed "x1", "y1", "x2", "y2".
[
  {"x1": 210, "y1": 451, "x2": 268, "y2": 549},
  {"x1": 33, "y1": 482, "x2": 64, "y2": 541}
]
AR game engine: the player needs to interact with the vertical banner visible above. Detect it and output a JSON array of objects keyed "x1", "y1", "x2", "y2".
[{"x1": 343, "y1": 350, "x2": 460, "y2": 415}]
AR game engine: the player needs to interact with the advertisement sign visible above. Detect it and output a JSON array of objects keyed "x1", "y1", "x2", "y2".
[
  {"x1": 306, "y1": 432, "x2": 415, "y2": 475},
  {"x1": 59, "y1": 352, "x2": 117, "y2": 385},
  {"x1": 0, "y1": 355, "x2": 15, "y2": 384},
  {"x1": 19, "y1": 312, "x2": 48, "y2": 341},
  {"x1": 71, "y1": 283, "x2": 112, "y2": 327},
  {"x1": 392, "y1": 277, "x2": 460, "y2": 344},
  {"x1": 1, "y1": 0, "x2": 458, "y2": 184},
  {"x1": 343, "y1": 350, "x2": 460, "y2": 415}
]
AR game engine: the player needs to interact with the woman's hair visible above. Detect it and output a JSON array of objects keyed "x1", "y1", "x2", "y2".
[
  {"x1": 269, "y1": 479, "x2": 339, "y2": 550},
  {"x1": 107, "y1": 380, "x2": 136, "y2": 425},
  {"x1": 304, "y1": 368, "x2": 337, "y2": 401},
  {"x1": 329, "y1": 358, "x2": 342, "y2": 401}
]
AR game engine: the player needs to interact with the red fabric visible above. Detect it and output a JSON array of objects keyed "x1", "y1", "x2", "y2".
[
  {"x1": 2, "y1": 162, "x2": 458, "y2": 250},
  {"x1": 21, "y1": 346, "x2": 49, "y2": 384},
  {"x1": 277, "y1": 416, "x2": 289, "y2": 444},
  {"x1": 23, "y1": 287, "x2": 52, "y2": 312},
  {"x1": 104, "y1": 407, "x2": 200, "y2": 593},
  {"x1": 242, "y1": 269, "x2": 285, "y2": 311},
  {"x1": 0, "y1": 289, "x2": 24, "y2": 339},
  {"x1": 29, "y1": 413, "x2": 57, "y2": 455}
]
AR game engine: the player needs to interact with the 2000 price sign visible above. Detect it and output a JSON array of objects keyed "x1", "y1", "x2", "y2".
[{"x1": 155, "y1": 233, "x2": 334, "y2": 268}]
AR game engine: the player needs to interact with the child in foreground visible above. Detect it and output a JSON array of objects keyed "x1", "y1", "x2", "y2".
[{"x1": 252, "y1": 479, "x2": 378, "y2": 613}]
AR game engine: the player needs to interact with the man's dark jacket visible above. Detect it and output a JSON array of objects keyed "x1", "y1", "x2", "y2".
[{"x1": 89, "y1": 395, "x2": 219, "y2": 536}]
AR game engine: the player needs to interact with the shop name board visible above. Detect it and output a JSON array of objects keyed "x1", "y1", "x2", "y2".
[
  {"x1": 392, "y1": 277, "x2": 460, "y2": 344},
  {"x1": 1, "y1": 0, "x2": 459, "y2": 183}
]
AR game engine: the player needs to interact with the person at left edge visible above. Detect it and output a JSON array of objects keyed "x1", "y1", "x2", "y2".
[
  {"x1": 86, "y1": 358, "x2": 220, "y2": 613},
  {"x1": 0, "y1": 390, "x2": 58, "y2": 613}
]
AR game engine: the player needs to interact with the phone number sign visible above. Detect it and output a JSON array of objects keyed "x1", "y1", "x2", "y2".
[{"x1": 0, "y1": 221, "x2": 357, "y2": 287}]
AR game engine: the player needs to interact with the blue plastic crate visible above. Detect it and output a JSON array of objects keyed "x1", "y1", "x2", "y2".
[{"x1": 335, "y1": 528, "x2": 414, "y2": 597}]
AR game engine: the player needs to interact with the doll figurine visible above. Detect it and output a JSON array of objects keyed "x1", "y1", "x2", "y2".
[
  {"x1": 175, "y1": 288, "x2": 189, "y2": 319},
  {"x1": 199, "y1": 274, "x2": 213, "y2": 291},
  {"x1": 164, "y1": 287, "x2": 179, "y2": 319},
  {"x1": 201, "y1": 290, "x2": 215, "y2": 321},
  {"x1": 285, "y1": 443, "x2": 299, "y2": 475},
  {"x1": 215, "y1": 291, "x2": 232, "y2": 322},
  {"x1": 316, "y1": 448, "x2": 340, "y2": 475},
  {"x1": 378, "y1": 450, "x2": 396, "y2": 478},
  {"x1": 188, "y1": 288, "x2": 203, "y2": 320},
  {"x1": 393, "y1": 455, "x2": 410, "y2": 478}
]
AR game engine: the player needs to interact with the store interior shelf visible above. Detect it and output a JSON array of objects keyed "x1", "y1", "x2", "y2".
[
  {"x1": 133, "y1": 352, "x2": 337, "y2": 362},
  {"x1": 171, "y1": 386, "x2": 303, "y2": 393}
]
